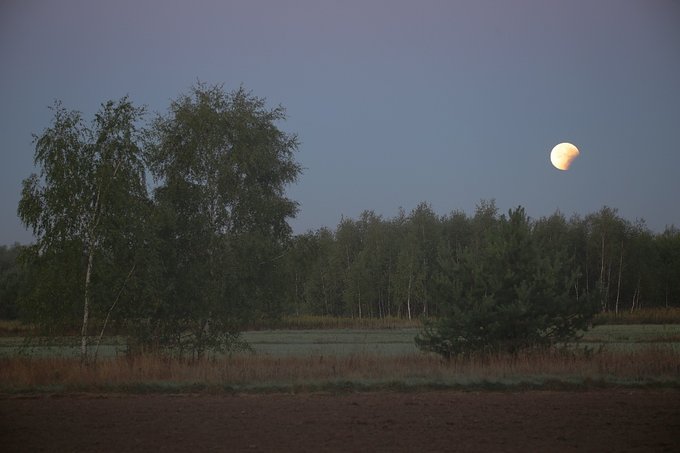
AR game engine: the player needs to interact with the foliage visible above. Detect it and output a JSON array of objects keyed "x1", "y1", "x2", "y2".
[
  {"x1": 416, "y1": 207, "x2": 598, "y2": 357},
  {"x1": 276, "y1": 202, "x2": 680, "y2": 322},
  {"x1": 13, "y1": 84, "x2": 302, "y2": 359},
  {"x1": 135, "y1": 83, "x2": 301, "y2": 357},
  {"x1": 17, "y1": 98, "x2": 148, "y2": 360},
  {"x1": 0, "y1": 244, "x2": 25, "y2": 319}
]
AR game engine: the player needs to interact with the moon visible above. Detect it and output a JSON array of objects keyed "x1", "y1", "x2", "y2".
[{"x1": 550, "y1": 142, "x2": 580, "y2": 170}]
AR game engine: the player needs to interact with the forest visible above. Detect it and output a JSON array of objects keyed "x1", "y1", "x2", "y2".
[
  {"x1": 278, "y1": 202, "x2": 680, "y2": 320},
  {"x1": 4, "y1": 203, "x2": 680, "y2": 316}
]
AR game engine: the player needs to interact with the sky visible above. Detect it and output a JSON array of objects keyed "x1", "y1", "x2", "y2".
[{"x1": 1, "y1": 0, "x2": 679, "y2": 244}]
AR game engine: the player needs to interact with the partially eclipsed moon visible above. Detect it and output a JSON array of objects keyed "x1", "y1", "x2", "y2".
[{"x1": 550, "y1": 142, "x2": 580, "y2": 170}]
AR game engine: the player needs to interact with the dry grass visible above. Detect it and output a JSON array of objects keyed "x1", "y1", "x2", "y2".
[
  {"x1": 594, "y1": 307, "x2": 680, "y2": 325},
  {"x1": 0, "y1": 316, "x2": 421, "y2": 338},
  {"x1": 0, "y1": 320, "x2": 33, "y2": 337},
  {"x1": 266, "y1": 308, "x2": 680, "y2": 330},
  {"x1": 252, "y1": 315, "x2": 423, "y2": 330},
  {"x1": 1, "y1": 346, "x2": 678, "y2": 393},
  {"x1": 2, "y1": 307, "x2": 678, "y2": 338},
  {"x1": 1, "y1": 308, "x2": 679, "y2": 393}
]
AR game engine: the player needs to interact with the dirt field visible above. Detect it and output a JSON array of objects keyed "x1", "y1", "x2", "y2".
[{"x1": 2, "y1": 390, "x2": 679, "y2": 452}]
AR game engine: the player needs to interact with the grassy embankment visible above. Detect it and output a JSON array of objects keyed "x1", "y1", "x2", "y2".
[{"x1": 1, "y1": 308, "x2": 679, "y2": 394}]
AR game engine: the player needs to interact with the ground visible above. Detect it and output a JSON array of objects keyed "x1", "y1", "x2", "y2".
[{"x1": 2, "y1": 390, "x2": 679, "y2": 452}]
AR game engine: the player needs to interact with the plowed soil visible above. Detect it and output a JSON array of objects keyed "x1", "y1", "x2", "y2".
[{"x1": 2, "y1": 390, "x2": 679, "y2": 452}]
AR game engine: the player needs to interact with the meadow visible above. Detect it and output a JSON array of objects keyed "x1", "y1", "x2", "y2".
[{"x1": 1, "y1": 320, "x2": 679, "y2": 393}]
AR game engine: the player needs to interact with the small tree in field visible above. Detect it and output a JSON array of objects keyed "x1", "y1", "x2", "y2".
[{"x1": 416, "y1": 207, "x2": 597, "y2": 357}]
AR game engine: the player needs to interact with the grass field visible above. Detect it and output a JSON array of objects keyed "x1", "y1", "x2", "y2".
[
  {"x1": 2, "y1": 324, "x2": 680, "y2": 358},
  {"x1": 0, "y1": 323, "x2": 679, "y2": 393}
]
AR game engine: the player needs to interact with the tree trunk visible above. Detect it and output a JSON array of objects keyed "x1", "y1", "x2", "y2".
[
  {"x1": 584, "y1": 247, "x2": 590, "y2": 296},
  {"x1": 574, "y1": 277, "x2": 579, "y2": 302},
  {"x1": 357, "y1": 285, "x2": 362, "y2": 319},
  {"x1": 94, "y1": 263, "x2": 136, "y2": 363},
  {"x1": 605, "y1": 261, "x2": 612, "y2": 312},
  {"x1": 406, "y1": 270, "x2": 413, "y2": 321},
  {"x1": 320, "y1": 271, "x2": 329, "y2": 316},
  {"x1": 422, "y1": 257, "x2": 428, "y2": 317},
  {"x1": 630, "y1": 277, "x2": 640, "y2": 313},
  {"x1": 294, "y1": 271, "x2": 300, "y2": 317},
  {"x1": 81, "y1": 176, "x2": 105, "y2": 363},
  {"x1": 615, "y1": 242, "x2": 624, "y2": 315},
  {"x1": 386, "y1": 264, "x2": 392, "y2": 317},
  {"x1": 599, "y1": 234, "x2": 606, "y2": 311},
  {"x1": 81, "y1": 245, "x2": 95, "y2": 363}
]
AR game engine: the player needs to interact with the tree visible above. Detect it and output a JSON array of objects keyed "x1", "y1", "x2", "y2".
[
  {"x1": 0, "y1": 243, "x2": 25, "y2": 320},
  {"x1": 585, "y1": 207, "x2": 629, "y2": 312},
  {"x1": 392, "y1": 203, "x2": 439, "y2": 319},
  {"x1": 623, "y1": 221, "x2": 656, "y2": 312},
  {"x1": 18, "y1": 99, "x2": 148, "y2": 362},
  {"x1": 143, "y1": 83, "x2": 301, "y2": 356},
  {"x1": 344, "y1": 211, "x2": 392, "y2": 319},
  {"x1": 655, "y1": 227, "x2": 680, "y2": 308},
  {"x1": 334, "y1": 216, "x2": 366, "y2": 318},
  {"x1": 432, "y1": 210, "x2": 472, "y2": 319},
  {"x1": 354, "y1": 211, "x2": 395, "y2": 318},
  {"x1": 416, "y1": 207, "x2": 597, "y2": 357},
  {"x1": 281, "y1": 232, "x2": 319, "y2": 316},
  {"x1": 308, "y1": 227, "x2": 345, "y2": 316}
]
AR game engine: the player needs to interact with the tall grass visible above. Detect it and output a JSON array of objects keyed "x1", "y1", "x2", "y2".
[{"x1": 2, "y1": 346, "x2": 678, "y2": 393}]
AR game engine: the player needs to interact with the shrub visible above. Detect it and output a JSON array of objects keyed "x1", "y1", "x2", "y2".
[{"x1": 416, "y1": 207, "x2": 598, "y2": 357}]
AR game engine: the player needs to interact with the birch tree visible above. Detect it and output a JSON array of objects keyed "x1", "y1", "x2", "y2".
[
  {"x1": 18, "y1": 99, "x2": 147, "y2": 362},
  {"x1": 144, "y1": 83, "x2": 301, "y2": 356}
]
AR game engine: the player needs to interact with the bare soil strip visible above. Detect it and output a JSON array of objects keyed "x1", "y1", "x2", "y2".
[{"x1": 2, "y1": 390, "x2": 679, "y2": 452}]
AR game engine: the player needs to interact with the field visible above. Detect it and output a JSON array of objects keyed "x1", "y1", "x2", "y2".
[
  {"x1": 3, "y1": 390, "x2": 679, "y2": 452},
  {"x1": 2, "y1": 324, "x2": 680, "y2": 358},
  {"x1": 1, "y1": 321, "x2": 679, "y2": 451},
  {"x1": 1, "y1": 324, "x2": 679, "y2": 393}
]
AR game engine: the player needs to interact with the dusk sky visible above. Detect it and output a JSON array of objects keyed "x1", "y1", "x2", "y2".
[{"x1": 2, "y1": 0, "x2": 679, "y2": 245}]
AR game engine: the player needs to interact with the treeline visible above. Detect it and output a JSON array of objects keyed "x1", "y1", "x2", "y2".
[
  {"x1": 4, "y1": 201, "x2": 678, "y2": 332},
  {"x1": 278, "y1": 201, "x2": 680, "y2": 319}
]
